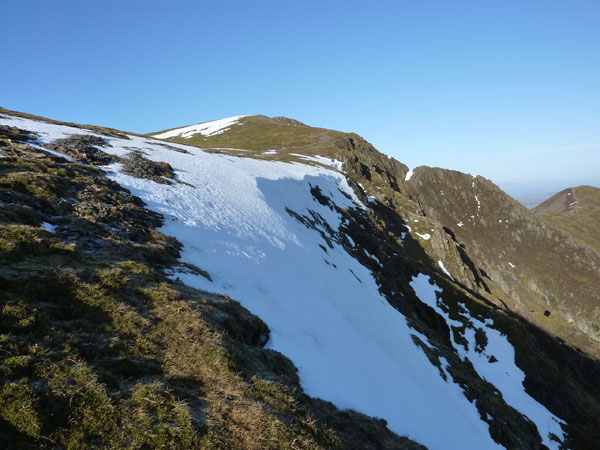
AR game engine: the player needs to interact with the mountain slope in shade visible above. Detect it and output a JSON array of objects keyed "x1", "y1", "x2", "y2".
[
  {"x1": 2, "y1": 108, "x2": 600, "y2": 449},
  {"x1": 533, "y1": 185, "x2": 600, "y2": 252},
  {"x1": 404, "y1": 168, "x2": 600, "y2": 355}
]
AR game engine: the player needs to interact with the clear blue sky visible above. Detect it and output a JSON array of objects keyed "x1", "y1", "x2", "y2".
[{"x1": 1, "y1": 0, "x2": 599, "y2": 198}]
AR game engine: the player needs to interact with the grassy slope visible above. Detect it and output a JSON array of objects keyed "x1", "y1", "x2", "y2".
[
  {"x1": 533, "y1": 186, "x2": 600, "y2": 252},
  {"x1": 0, "y1": 125, "x2": 422, "y2": 449},
  {"x1": 150, "y1": 115, "x2": 350, "y2": 156}
]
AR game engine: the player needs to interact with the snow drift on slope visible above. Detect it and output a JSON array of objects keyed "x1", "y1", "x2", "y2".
[
  {"x1": 410, "y1": 274, "x2": 565, "y2": 449},
  {"x1": 152, "y1": 115, "x2": 247, "y2": 139}
]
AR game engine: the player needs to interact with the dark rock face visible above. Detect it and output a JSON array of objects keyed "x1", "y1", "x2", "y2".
[
  {"x1": 49, "y1": 134, "x2": 118, "y2": 165},
  {"x1": 121, "y1": 151, "x2": 176, "y2": 184},
  {"x1": 338, "y1": 133, "x2": 408, "y2": 196},
  {"x1": 0, "y1": 125, "x2": 37, "y2": 143}
]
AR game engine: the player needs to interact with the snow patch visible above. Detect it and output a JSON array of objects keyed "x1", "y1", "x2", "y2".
[
  {"x1": 438, "y1": 261, "x2": 455, "y2": 281},
  {"x1": 41, "y1": 222, "x2": 56, "y2": 233},
  {"x1": 365, "y1": 249, "x2": 382, "y2": 266},
  {"x1": 290, "y1": 154, "x2": 343, "y2": 170},
  {"x1": 416, "y1": 232, "x2": 431, "y2": 240},
  {"x1": 153, "y1": 116, "x2": 247, "y2": 139},
  {"x1": 405, "y1": 169, "x2": 414, "y2": 181},
  {"x1": 410, "y1": 274, "x2": 565, "y2": 449},
  {"x1": 102, "y1": 145, "x2": 496, "y2": 449},
  {"x1": 0, "y1": 115, "x2": 96, "y2": 143}
]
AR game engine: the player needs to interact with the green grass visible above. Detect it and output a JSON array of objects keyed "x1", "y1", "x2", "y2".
[{"x1": 152, "y1": 115, "x2": 347, "y2": 156}]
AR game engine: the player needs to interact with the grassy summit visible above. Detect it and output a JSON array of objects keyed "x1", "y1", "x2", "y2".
[{"x1": 151, "y1": 115, "x2": 350, "y2": 156}]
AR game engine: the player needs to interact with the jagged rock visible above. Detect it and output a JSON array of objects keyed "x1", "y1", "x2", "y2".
[
  {"x1": 49, "y1": 134, "x2": 118, "y2": 165},
  {"x1": 121, "y1": 150, "x2": 176, "y2": 184}
]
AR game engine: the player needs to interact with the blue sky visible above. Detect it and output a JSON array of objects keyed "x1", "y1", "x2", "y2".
[{"x1": 1, "y1": 1, "x2": 598, "y2": 199}]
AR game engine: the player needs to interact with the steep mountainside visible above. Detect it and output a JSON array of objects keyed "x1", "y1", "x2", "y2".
[
  {"x1": 533, "y1": 186, "x2": 600, "y2": 252},
  {"x1": 1, "y1": 108, "x2": 599, "y2": 449},
  {"x1": 405, "y1": 169, "x2": 600, "y2": 355},
  {"x1": 153, "y1": 116, "x2": 600, "y2": 358}
]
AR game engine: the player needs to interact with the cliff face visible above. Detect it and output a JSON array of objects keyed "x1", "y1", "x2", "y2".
[{"x1": 330, "y1": 135, "x2": 600, "y2": 358}]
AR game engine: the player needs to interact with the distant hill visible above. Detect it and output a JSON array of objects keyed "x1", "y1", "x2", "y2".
[
  {"x1": 533, "y1": 185, "x2": 600, "y2": 252},
  {"x1": 508, "y1": 191, "x2": 557, "y2": 209}
]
